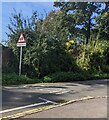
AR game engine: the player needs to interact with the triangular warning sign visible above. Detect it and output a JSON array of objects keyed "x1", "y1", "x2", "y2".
[{"x1": 18, "y1": 33, "x2": 26, "y2": 43}]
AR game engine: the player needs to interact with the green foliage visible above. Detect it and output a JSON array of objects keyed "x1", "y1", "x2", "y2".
[
  {"x1": 2, "y1": 73, "x2": 40, "y2": 85},
  {"x1": 43, "y1": 72, "x2": 89, "y2": 82},
  {"x1": 101, "y1": 65, "x2": 109, "y2": 73},
  {"x1": 54, "y1": 2, "x2": 104, "y2": 43},
  {"x1": 5, "y1": 3, "x2": 109, "y2": 84},
  {"x1": 43, "y1": 71, "x2": 109, "y2": 83},
  {"x1": 43, "y1": 76, "x2": 52, "y2": 82},
  {"x1": 2, "y1": 71, "x2": 109, "y2": 85},
  {"x1": 76, "y1": 39, "x2": 109, "y2": 72},
  {"x1": 23, "y1": 10, "x2": 78, "y2": 77},
  {"x1": 89, "y1": 71, "x2": 109, "y2": 80},
  {"x1": 95, "y1": 2, "x2": 109, "y2": 40}
]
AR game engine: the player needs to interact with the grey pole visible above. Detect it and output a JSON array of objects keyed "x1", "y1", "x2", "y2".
[{"x1": 19, "y1": 46, "x2": 23, "y2": 76}]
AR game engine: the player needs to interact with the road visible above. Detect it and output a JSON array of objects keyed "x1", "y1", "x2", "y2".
[{"x1": 1, "y1": 79, "x2": 108, "y2": 119}]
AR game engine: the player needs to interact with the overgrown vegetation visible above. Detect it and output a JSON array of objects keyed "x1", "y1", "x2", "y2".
[
  {"x1": 43, "y1": 71, "x2": 109, "y2": 83},
  {"x1": 3, "y1": 71, "x2": 109, "y2": 85},
  {"x1": 2, "y1": 73, "x2": 41, "y2": 85},
  {"x1": 2, "y1": 2, "x2": 109, "y2": 85}
]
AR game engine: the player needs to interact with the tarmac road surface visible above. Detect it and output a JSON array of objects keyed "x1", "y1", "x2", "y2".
[{"x1": 1, "y1": 79, "x2": 108, "y2": 118}]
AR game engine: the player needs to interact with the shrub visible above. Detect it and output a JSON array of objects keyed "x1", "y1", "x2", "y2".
[
  {"x1": 2, "y1": 73, "x2": 41, "y2": 85},
  {"x1": 90, "y1": 72, "x2": 109, "y2": 80},
  {"x1": 76, "y1": 40, "x2": 109, "y2": 72},
  {"x1": 101, "y1": 65, "x2": 109, "y2": 73},
  {"x1": 43, "y1": 72, "x2": 89, "y2": 83},
  {"x1": 43, "y1": 76, "x2": 52, "y2": 82},
  {"x1": 43, "y1": 71, "x2": 109, "y2": 83}
]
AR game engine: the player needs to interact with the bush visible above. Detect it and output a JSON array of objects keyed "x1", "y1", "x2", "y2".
[
  {"x1": 76, "y1": 40, "x2": 109, "y2": 72},
  {"x1": 43, "y1": 71, "x2": 109, "y2": 83},
  {"x1": 43, "y1": 72, "x2": 89, "y2": 83},
  {"x1": 101, "y1": 65, "x2": 109, "y2": 73},
  {"x1": 90, "y1": 72, "x2": 109, "y2": 80},
  {"x1": 2, "y1": 73, "x2": 41, "y2": 85},
  {"x1": 2, "y1": 72, "x2": 109, "y2": 85}
]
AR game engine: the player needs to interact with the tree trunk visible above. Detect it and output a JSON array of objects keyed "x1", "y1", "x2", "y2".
[{"x1": 86, "y1": 15, "x2": 91, "y2": 44}]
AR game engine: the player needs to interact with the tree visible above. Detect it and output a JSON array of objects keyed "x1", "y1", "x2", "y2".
[
  {"x1": 24, "y1": 10, "x2": 75, "y2": 77},
  {"x1": 7, "y1": 10, "x2": 40, "y2": 75},
  {"x1": 7, "y1": 9, "x2": 76, "y2": 77},
  {"x1": 54, "y1": 2, "x2": 104, "y2": 43},
  {"x1": 95, "y1": 2, "x2": 109, "y2": 40}
]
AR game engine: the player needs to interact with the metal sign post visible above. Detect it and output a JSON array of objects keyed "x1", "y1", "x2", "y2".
[
  {"x1": 17, "y1": 33, "x2": 26, "y2": 76},
  {"x1": 19, "y1": 46, "x2": 23, "y2": 76}
]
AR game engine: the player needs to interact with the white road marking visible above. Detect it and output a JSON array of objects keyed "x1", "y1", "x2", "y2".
[
  {"x1": 0, "y1": 101, "x2": 49, "y2": 114},
  {"x1": 99, "y1": 85, "x2": 105, "y2": 86},
  {"x1": 38, "y1": 97, "x2": 58, "y2": 105},
  {"x1": 40, "y1": 85, "x2": 45, "y2": 86},
  {"x1": 39, "y1": 89, "x2": 43, "y2": 91},
  {"x1": 37, "y1": 88, "x2": 69, "y2": 95},
  {"x1": 56, "y1": 90, "x2": 70, "y2": 95},
  {"x1": 0, "y1": 97, "x2": 58, "y2": 114},
  {"x1": 49, "y1": 91, "x2": 60, "y2": 93},
  {"x1": 38, "y1": 88, "x2": 65, "y2": 93},
  {"x1": 23, "y1": 85, "x2": 27, "y2": 88}
]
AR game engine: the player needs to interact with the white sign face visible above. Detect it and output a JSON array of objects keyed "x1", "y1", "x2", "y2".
[
  {"x1": 18, "y1": 33, "x2": 26, "y2": 43},
  {"x1": 17, "y1": 33, "x2": 26, "y2": 47},
  {"x1": 17, "y1": 43, "x2": 26, "y2": 47}
]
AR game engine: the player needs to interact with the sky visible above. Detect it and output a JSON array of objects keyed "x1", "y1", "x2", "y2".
[
  {"x1": 1, "y1": 1, "x2": 106, "y2": 45},
  {"x1": 1, "y1": 2, "x2": 57, "y2": 45}
]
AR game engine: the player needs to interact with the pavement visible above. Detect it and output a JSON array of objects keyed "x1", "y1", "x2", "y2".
[{"x1": 1, "y1": 79, "x2": 109, "y2": 119}]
